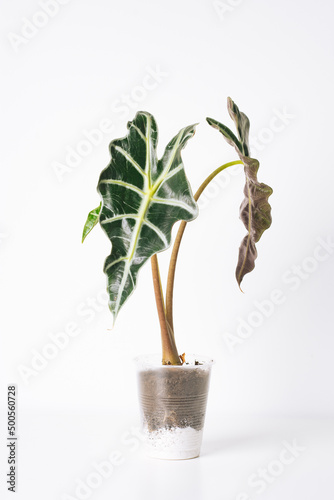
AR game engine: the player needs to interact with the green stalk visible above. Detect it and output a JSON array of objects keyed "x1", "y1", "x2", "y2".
[{"x1": 165, "y1": 160, "x2": 243, "y2": 331}]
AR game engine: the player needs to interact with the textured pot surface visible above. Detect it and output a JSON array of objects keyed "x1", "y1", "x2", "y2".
[{"x1": 135, "y1": 354, "x2": 214, "y2": 460}]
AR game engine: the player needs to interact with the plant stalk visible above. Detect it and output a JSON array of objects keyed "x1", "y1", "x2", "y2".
[
  {"x1": 151, "y1": 254, "x2": 181, "y2": 365},
  {"x1": 166, "y1": 160, "x2": 243, "y2": 331}
]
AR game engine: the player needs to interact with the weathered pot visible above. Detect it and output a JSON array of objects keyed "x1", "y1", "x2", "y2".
[{"x1": 134, "y1": 354, "x2": 214, "y2": 460}]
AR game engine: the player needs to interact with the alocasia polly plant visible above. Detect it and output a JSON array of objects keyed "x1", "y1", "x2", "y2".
[{"x1": 83, "y1": 98, "x2": 273, "y2": 365}]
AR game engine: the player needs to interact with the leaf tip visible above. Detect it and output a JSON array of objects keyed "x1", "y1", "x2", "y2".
[
  {"x1": 81, "y1": 227, "x2": 89, "y2": 244},
  {"x1": 236, "y1": 270, "x2": 244, "y2": 292},
  {"x1": 206, "y1": 117, "x2": 217, "y2": 128},
  {"x1": 188, "y1": 122, "x2": 199, "y2": 137},
  {"x1": 81, "y1": 228, "x2": 88, "y2": 244},
  {"x1": 110, "y1": 307, "x2": 118, "y2": 329}
]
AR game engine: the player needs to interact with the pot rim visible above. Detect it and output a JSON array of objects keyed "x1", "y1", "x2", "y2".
[{"x1": 133, "y1": 353, "x2": 215, "y2": 370}]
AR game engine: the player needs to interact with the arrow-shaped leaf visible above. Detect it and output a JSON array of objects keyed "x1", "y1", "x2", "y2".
[
  {"x1": 207, "y1": 98, "x2": 273, "y2": 287},
  {"x1": 97, "y1": 111, "x2": 198, "y2": 322}
]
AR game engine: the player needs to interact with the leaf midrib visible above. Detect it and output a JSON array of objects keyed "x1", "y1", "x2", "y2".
[{"x1": 113, "y1": 132, "x2": 183, "y2": 316}]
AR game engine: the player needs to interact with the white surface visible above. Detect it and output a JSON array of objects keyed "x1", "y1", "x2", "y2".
[
  {"x1": 1, "y1": 0, "x2": 334, "y2": 497},
  {"x1": 1, "y1": 411, "x2": 333, "y2": 499}
]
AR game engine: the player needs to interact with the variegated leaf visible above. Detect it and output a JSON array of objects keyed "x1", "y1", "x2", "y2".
[
  {"x1": 97, "y1": 111, "x2": 198, "y2": 322},
  {"x1": 207, "y1": 98, "x2": 273, "y2": 287}
]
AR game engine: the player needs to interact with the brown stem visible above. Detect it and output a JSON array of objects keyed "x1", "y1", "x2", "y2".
[
  {"x1": 151, "y1": 254, "x2": 181, "y2": 365},
  {"x1": 166, "y1": 160, "x2": 243, "y2": 330}
]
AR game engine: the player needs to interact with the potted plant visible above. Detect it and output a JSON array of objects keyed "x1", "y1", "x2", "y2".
[{"x1": 82, "y1": 97, "x2": 273, "y2": 460}]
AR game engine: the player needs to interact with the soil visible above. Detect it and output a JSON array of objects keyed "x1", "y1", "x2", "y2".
[{"x1": 138, "y1": 366, "x2": 210, "y2": 432}]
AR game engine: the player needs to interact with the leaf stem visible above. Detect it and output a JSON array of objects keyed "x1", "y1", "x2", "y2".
[
  {"x1": 151, "y1": 254, "x2": 182, "y2": 365},
  {"x1": 165, "y1": 160, "x2": 243, "y2": 331}
]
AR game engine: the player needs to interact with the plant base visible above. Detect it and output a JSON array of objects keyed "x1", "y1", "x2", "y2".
[{"x1": 135, "y1": 354, "x2": 214, "y2": 460}]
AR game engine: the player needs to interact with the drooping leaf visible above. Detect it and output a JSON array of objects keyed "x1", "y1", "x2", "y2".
[
  {"x1": 82, "y1": 203, "x2": 102, "y2": 243},
  {"x1": 235, "y1": 155, "x2": 273, "y2": 286},
  {"x1": 97, "y1": 111, "x2": 198, "y2": 322},
  {"x1": 206, "y1": 98, "x2": 273, "y2": 287}
]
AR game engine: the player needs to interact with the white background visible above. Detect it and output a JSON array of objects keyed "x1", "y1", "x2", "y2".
[{"x1": 1, "y1": 0, "x2": 333, "y2": 499}]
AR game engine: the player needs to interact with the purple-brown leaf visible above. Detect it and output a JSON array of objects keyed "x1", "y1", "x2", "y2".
[
  {"x1": 207, "y1": 98, "x2": 273, "y2": 288},
  {"x1": 236, "y1": 154, "x2": 273, "y2": 287}
]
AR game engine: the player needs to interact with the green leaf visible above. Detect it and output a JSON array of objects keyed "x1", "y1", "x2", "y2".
[
  {"x1": 206, "y1": 98, "x2": 273, "y2": 288},
  {"x1": 97, "y1": 111, "x2": 198, "y2": 322},
  {"x1": 82, "y1": 203, "x2": 102, "y2": 243}
]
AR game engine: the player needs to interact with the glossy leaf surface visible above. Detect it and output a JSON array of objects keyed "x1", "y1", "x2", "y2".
[{"x1": 97, "y1": 111, "x2": 198, "y2": 322}]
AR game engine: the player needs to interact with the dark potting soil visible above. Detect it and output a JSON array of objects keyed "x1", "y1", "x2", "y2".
[{"x1": 138, "y1": 366, "x2": 211, "y2": 432}]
